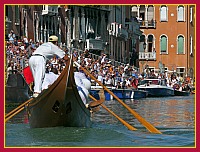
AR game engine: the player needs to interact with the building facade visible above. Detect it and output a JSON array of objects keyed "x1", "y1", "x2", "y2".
[
  {"x1": 5, "y1": 5, "x2": 142, "y2": 66},
  {"x1": 131, "y1": 5, "x2": 195, "y2": 79}
]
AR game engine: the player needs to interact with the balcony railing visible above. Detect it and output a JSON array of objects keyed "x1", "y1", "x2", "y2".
[
  {"x1": 109, "y1": 22, "x2": 128, "y2": 40},
  {"x1": 139, "y1": 20, "x2": 156, "y2": 28},
  {"x1": 5, "y1": 16, "x2": 12, "y2": 23},
  {"x1": 86, "y1": 39, "x2": 104, "y2": 50},
  {"x1": 139, "y1": 52, "x2": 156, "y2": 60},
  {"x1": 42, "y1": 5, "x2": 58, "y2": 15},
  {"x1": 117, "y1": 27, "x2": 128, "y2": 39}
]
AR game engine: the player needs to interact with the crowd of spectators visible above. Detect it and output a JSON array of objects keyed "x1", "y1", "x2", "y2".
[{"x1": 5, "y1": 30, "x2": 194, "y2": 91}]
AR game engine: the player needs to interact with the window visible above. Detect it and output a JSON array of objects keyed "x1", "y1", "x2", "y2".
[
  {"x1": 5, "y1": 5, "x2": 9, "y2": 17},
  {"x1": 177, "y1": 5, "x2": 184, "y2": 21},
  {"x1": 160, "y1": 35, "x2": 167, "y2": 53},
  {"x1": 177, "y1": 35, "x2": 184, "y2": 54},
  {"x1": 139, "y1": 35, "x2": 146, "y2": 52},
  {"x1": 190, "y1": 35, "x2": 193, "y2": 56},
  {"x1": 131, "y1": 5, "x2": 138, "y2": 17},
  {"x1": 43, "y1": 5, "x2": 48, "y2": 11},
  {"x1": 147, "y1": 35, "x2": 154, "y2": 52},
  {"x1": 15, "y1": 5, "x2": 20, "y2": 23},
  {"x1": 176, "y1": 67, "x2": 185, "y2": 77},
  {"x1": 190, "y1": 6, "x2": 193, "y2": 23},
  {"x1": 160, "y1": 5, "x2": 168, "y2": 21},
  {"x1": 147, "y1": 6, "x2": 154, "y2": 21},
  {"x1": 139, "y1": 5, "x2": 145, "y2": 20}
]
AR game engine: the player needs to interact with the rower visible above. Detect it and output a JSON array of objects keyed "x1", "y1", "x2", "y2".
[
  {"x1": 73, "y1": 65, "x2": 104, "y2": 110},
  {"x1": 73, "y1": 65, "x2": 91, "y2": 105},
  {"x1": 29, "y1": 35, "x2": 69, "y2": 98},
  {"x1": 42, "y1": 68, "x2": 59, "y2": 90}
]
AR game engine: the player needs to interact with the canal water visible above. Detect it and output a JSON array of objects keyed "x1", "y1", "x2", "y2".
[{"x1": 5, "y1": 95, "x2": 195, "y2": 147}]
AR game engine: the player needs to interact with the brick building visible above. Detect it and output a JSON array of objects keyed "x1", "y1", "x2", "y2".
[{"x1": 131, "y1": 5, "x2": 195, "y2": 79}]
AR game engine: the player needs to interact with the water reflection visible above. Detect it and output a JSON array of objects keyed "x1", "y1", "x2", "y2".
[
  {"x1": 92, "y1": 95, "x2": 195, "y2": 129},
  {"x1": 5, "y1": 95, "x2": 195, "y2": 147}
]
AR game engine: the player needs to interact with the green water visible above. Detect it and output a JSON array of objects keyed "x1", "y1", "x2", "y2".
[{"x1": 5, "y1": 95, "x2": 195, "y2": 147}]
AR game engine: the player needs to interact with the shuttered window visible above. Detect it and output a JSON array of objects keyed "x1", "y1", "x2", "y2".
[
  {"x1": 160, "y1": 35, "x2": 167, "y2": 53},
  {"x1": 178, "y1": 35, "x2": 184, "y2": 54}
]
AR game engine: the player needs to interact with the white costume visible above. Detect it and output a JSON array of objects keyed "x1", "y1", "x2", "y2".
[
  {"x1": 74, "y1": 72, "x2": 91, "y2": 105},
  {"x1": 42, "y1": 72, "x2": 59, "y2": 90},
  {"x1": 29, "y1": 42, "x2": 65, "y2": 94}
]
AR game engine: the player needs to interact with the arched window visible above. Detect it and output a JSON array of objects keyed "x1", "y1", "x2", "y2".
[
  {"x1": 190, "y1": 35, "x2": 193, "y2": 55},
  {"x1": 177, "y1": 5, "x2": 184, "y2": 21},
  {"x1": 147, "y1": 35, "x2": 154, "y2": 52},
  {"x1": 139, "y1": 5, "x2": 145, "y2": 21},
  {"x1": 131, "y1": 5, "x2": 138, "y2": 17},
  {"x1": 160, "y1": 5, "x2": 167, "y2": 21},
  {"x1": 190, "y1": 6, "x2": 193, "y2": 23},
  {"x1": 147, "y1": 5, "x2": 154, "y2": 21},
  {"x1": 139, "y1": 35, "x2": 146, "y2": 52},
  {"x1": 177, "y1": 35, "x2": 184, "y2": 54},
  {"x1": 160, "y1": 35, "x2": 167, "y2": 53}
]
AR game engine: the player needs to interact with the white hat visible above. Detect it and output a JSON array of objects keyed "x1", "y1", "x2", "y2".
[{"x1": 49, "y1": 35, "x2": 58, "y2": 42}]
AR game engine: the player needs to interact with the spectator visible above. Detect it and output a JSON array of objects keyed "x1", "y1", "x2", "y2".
[{"x1": 8, "y1": 30, "x2": 16, "y2": 43}]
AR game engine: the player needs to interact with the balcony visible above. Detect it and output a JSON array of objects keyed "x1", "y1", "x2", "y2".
[
  {"x1": 42, "y1": 5, "x2": 58, "y2": 16},
  {"x1": 139, "y1": 52, "x2": 156, "y2": 60},
  {"x1": 117, "y1": 27, "x2": 128, "y2": 40},
  {"x1": 5, "y1": 16, "x2": 12, "y2": 23},
  {"x1": 139, "y1": 20, "x2": 156, "y2": 28},
  {"x1": 109, "y1": 22, "x2": 128, "y2": 40},
  {"x1": 86, "y1": 39, "x2": 104, "y2": 50},
  {"x1": 125, "y1": 20, "x2": 142, "y2": 38}
]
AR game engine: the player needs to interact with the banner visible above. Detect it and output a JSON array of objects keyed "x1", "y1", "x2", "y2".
[{"x1": 23, "y1": 66, "x2": 34, "y2": 84}]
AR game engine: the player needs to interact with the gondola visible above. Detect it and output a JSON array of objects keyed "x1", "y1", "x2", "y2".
[
  {"x1": 5, "y1": 72, "x2": 32, "y2": 103},
  {"x1": 27, "y1": 56, "x2": 92, "y2": 128}
]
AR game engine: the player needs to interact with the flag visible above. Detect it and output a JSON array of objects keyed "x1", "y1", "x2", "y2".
[{"x1": 23, "y1": 66, "x2": 34, "y2": 84}]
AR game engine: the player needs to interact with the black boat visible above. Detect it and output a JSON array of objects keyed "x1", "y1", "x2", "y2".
[
  {"x1": 5, "y1": 73, "x2": 32, "y2": 103},
  {"x1": 174, "y1": 89, "x2": 190, "y2": 96}
]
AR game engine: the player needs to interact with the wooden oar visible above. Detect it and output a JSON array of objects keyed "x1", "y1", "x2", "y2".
[
  {"x1": 5, "y1": 107, "x2": 24, "y2": 122},
  {"x1": 5, "y1": 98, "x2": 33, "y2": 120},
  {"x1": 89, "y1": 94, "x2": 137, "y2": 131},
  {"x1": 74, "y1": 61, "x2": 161, "y2": 134}
]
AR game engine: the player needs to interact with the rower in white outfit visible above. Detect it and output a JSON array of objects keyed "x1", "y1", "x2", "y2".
[
  {"x1": 73, "y1": 66, "x2": 104, "y2": 109},
  {"x1": 29, "y1": 35, "x2": 68, "y2": 98},
  {"x1": 73, "y1": 65, "x2": 91, "y2": 105},
  {"x1": 42, "y1": 68, "x2": 59, "y2": 90}
]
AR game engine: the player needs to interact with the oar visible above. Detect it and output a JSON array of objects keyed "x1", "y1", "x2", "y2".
[
  {"x1": 5, "y1": 98, "x2": 33, "y2": 120},
  {"x1": 74, "y1": 61, "x2": 161, "y2": 134},
  {"x1": 5, "y1": 107, "x2": 24, "y2": 122},
  {"x1": 89, "y1": 94, "x2": 137, "y2": 131}
]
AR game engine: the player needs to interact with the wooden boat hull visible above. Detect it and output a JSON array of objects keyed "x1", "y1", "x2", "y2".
[
  {"x1": 5, "y1": 73, "x2": 31, "y2": 103},
  {"x1": 27, "y1": 57, "x2": 91, "y2": 128}
]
